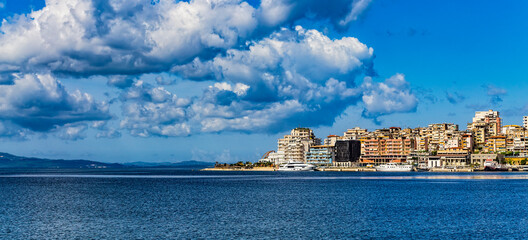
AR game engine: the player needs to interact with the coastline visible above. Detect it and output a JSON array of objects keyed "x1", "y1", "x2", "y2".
[{"x1": 201, "y1": 167, "x2": 276, "y2": 171}]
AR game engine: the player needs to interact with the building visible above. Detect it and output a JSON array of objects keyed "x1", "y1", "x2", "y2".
[
  {"x1": 467, "y1": 110, "x2": 502, "y2": 145},
  {"x1": 361, "y1": 137, "x2": 414, "y2": 164},
  {"x1": 484, "y1": 135, "x2": 507, "y2": 153},
  {"x1": 513, "y1": 137, "x2": 528, "y2": 156},
  {"x1": 333, "y1": 140, "x2": 361, "y2": 167},
  {"x1": 267, "y1": 151, "x2": 285, "y2": 165},
  {"x1": 324, "y1": 135, "x2": 341, "y2": 146},
  {"x1": 427, "y1": 156, "x2": 442, "y2": 168},
  {"x1": 524, "y1": 116, "x2": 528, "y2": 129},
  {"x1": 306, "y1": 145, "x2": 334, "y2": 166},
  {"x1": 470, "y1": 154, "x2": 505, "y2": 167},
  {"x1": 277, "y1": 128, "x2": 320, "y2": 164},
  {"x1": 343, "y1": 127, "x2": 368, "y2": 140},
  {"x1": 437, "y1": 149, "x2": 470, "y2": 166}
]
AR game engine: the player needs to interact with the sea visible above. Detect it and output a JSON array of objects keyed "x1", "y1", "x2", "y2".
[{"x1": 1, "y1": 169, "x2": 528, "y2": 239}]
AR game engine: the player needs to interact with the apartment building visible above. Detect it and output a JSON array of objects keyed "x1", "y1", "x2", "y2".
[
  {"x1": 277, "y1": 128, "x2": 320, "y2": 164},
  {"x1": 467, "y1": 110, "x2": 502, "y2": 145}
]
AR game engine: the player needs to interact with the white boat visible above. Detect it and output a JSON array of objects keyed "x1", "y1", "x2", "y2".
[
  {"x1": 277, "y1": 162, "x2": 316, "y2": 171},
  {"x1": 375, "y1": 163, "x2": 413, "y2": 172}
]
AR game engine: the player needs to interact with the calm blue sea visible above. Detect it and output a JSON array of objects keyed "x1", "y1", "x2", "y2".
[{"x1": 1, "y1": 169, "x2": 528, "y2": 239}]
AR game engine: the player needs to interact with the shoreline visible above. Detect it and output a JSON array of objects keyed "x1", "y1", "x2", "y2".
[{"x1": 201, "y1": 167, "x2": 528, "y2": 172}]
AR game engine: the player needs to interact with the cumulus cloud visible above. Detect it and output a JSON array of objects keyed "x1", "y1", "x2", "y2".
[
  {"x1": 115, "y1": 27, "x2": 416, "y2": 136},
  {"x1": 361, "y1": 74, "x2": 418, "y2": 118},
  {"x1": 0, "y1": 0, "x2": 371, "y2": 79},
  {"x1": 0, "y1": 0, "x2": 417, "y2": 138},
  {"x1": 107, "y1": 75, "x2": 136, "y2": 89},
  {"x1": 169, "y1": 27, "x2": 373, "y2": 134},
  {"x1": 0, "y1": 74, "x2": 110, "y2": 132},
  {"x1": 119, "y1": 81, "x2": 192, "y2": 137}
]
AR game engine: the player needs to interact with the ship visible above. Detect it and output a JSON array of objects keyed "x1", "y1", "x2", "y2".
[
  {"x1": 375, "y1": 162, "x2": 413, "y2": 172},
  {"x1": 277, "y1": 162, "x2": 316, "y2": 171}
]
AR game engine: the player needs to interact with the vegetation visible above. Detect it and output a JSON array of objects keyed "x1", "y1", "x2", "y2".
[{"x1": 214, "y1": 161, "x2": 274, "y2": 169}]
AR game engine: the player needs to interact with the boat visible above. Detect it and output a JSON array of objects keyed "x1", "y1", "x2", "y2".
[
  {"x1": 375, "y1": 163, "x2": 413, "y2": 172},
  {"x1": 483, "y1": 161, "x2": 510, "y2": 171},
  {"x1": 277, "y1": 162, "x2": 316, "y2": 171}
]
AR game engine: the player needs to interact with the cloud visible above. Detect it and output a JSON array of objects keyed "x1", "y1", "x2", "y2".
[
  {"x1": 446, "y1": 91, "x2": 465, "y2": 104},
  {"x1": 339, "y1": 0, "x2": 372, "y2": 27},
  {"x1": 95, "y1": 129, "x2": 121, "y2": 139},
  {"x1": 259, "y1": 0, "x2": 372, "y2": 29},
  {"x1": 484, "y1": 84, "x2": 507, "y2": 105},
  {"x1": 486, "y1": 85, "x2": 507, "y2": 96},
  {"x1": 155, "y1": 76, "x2": 175, "y2": 86},
  {"x1": 107, "y1": 75, "x2": 136, "y2": 89},
  {"x1": 361, "y1": 74, "x2": 418, "y2": 118},
  {"x1": 0, "y1": 0, "x2": 370, "y2": 78},
  {"x1": 54, "y1": 124, "x2": 88, "y2": 141},
  {"x1": 0, "y1": 121, "x2": 29, "y2": 139},
  {"x1": 173, "y1": 27, "x2": 372, "y2": 133},
  {"x1": 0, "y1": 74, "x2": 111, "y2": 132},
  {"x1": 0, "y1": 0, "x2": 415, "y2": 138},
  {"x1": 116, "y1": 27, "x2": 417, "y2": 136},
  {"x1": 119, "y1": 80, "x2": 192, "y2": 137},
  {"x1": 92, "y1": 120, "x2": 122, "y2": 138}
]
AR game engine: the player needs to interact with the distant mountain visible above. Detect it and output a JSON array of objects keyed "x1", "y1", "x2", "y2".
[
  {"x1": 124, "y1": 160, "x2": 214, "y2": 169},
  {"x1": 0, "y1": 152, "x2": 215, "y2": 169},
  {"x1": 0, "y1": 152, "x2": 124, "y2": 169}
]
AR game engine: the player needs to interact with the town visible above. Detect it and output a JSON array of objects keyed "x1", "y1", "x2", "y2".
[{"x1": 254, "y1": 110, "x2": 528, "y2": 171}]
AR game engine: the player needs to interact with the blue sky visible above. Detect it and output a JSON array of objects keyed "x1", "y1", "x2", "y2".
[{"x1": 0, "y1": 0, "x2": 526, "y2": 163}]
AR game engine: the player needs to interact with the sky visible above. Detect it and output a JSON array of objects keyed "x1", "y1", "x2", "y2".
[{"x1": 0, "y1": 0, "x2": 526, "y2": 163}]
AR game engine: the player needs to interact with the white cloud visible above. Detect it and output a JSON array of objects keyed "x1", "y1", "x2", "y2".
[
  {"x1": 0, "y1": 0, "x2": 415, "y2": 137},
  {"x1": 361, "y1": 74, "x2": 418, "y2": 117},
  {"x1": 339, "y1": 0, "x2": 372, "y2": 27},
  {"x1": 0, "y1": 74, "x2": 110, "y2": 132},
  {"x1": 120, "y1": 27, "x2": 390, "y2": 136},
  {"x1": 0, "y1": 0, "x2": 371, "y2": 79},
  {"x1": 119, "y1": 81, "x2": 192, "y2": 137},
  {"x1": 54, "y1": 124, "x2": 88, "y2": 141}
]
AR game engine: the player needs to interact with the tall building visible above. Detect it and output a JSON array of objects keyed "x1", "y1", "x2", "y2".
[
  {"x1": 277, "y1": 128, "x2": 320, "y2": 164},
  {"x1": 333, "y1": 140, "x2": 361, "y2": 167},
  {"x1": 524, "y1": 116, "x2": 528, "y2": 129},
  {"x1": 467, "y1": 110, "x2": 502, "y2": 145}
]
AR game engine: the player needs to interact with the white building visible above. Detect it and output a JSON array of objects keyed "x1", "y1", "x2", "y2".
[
  {"x1": 268, "y1": 151, "x2": 285, "y2": 165},
  {"x1": 277, "y1": 128, "x2": 320, "y2": 164},
  {"x1": 524, "y1": 116, "x2": 528, "y2": 129}
]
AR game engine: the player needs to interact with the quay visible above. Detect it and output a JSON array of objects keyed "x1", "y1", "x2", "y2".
[
  {"x1": 318, "y1": 167, "x2": 376, "y2": 172},
  {"x1": 201, "y1": 167, "x2": 275, "y2": 171}
]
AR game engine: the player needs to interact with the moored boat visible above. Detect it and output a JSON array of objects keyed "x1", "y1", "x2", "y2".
[
  {"x1": 277, "y1": 162, "x2": 316, "y2": 171},
  {"x1": 375, "y1": 163, "x2": 413, "y2": 172},
  {"x1": 484, "y1": 161, "x2": 510, "y2": 171}
]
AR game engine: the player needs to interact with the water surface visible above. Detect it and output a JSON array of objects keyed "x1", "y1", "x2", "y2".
[{"x1": 1, "y1": 169, "x2": 527, "y2": 239}]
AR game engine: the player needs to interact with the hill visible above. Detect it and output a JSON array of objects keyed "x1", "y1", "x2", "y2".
[
  {"x1": 0, "y1": 152, "x2": 215, "y2": 169},
  {"x1": 0, "y1": 152, "x2": 124, "y2": 169}
]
